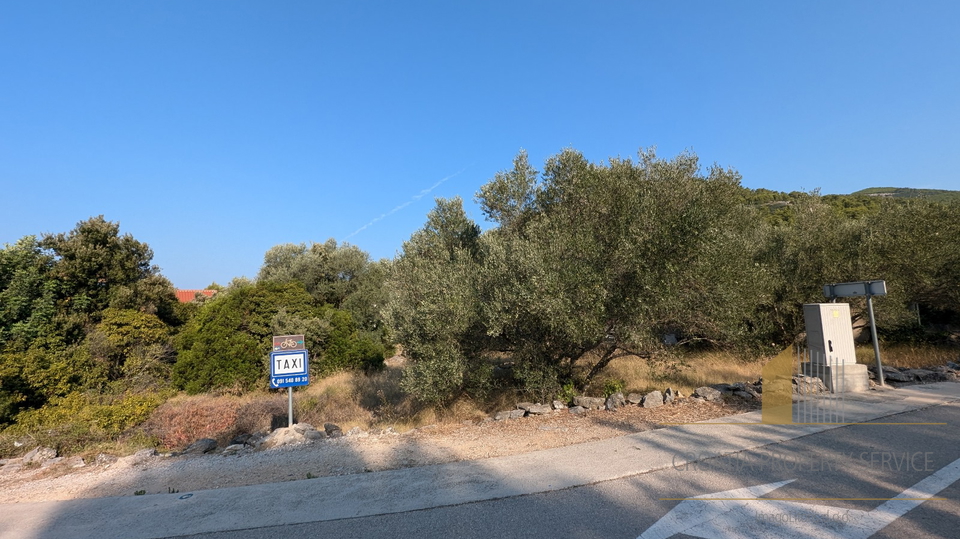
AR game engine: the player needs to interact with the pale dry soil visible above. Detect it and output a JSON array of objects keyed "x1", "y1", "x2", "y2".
[{"x1": 0, "y1": 399, "x2": 755, "y2": 504}]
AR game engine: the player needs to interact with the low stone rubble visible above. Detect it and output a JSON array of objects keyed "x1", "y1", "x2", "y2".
[
  {"x1": 867, "y1": 363, "x2": 960, "y2": 385},
  {"x1": 572, "y1": 396, "x2": 606, "y2": 410},
  {"x1": 792, "y1": 376, "x2": 827, "y2": 394},
  {"x1": 489, "y1": 380, "x2": 765, "y2": 422}
]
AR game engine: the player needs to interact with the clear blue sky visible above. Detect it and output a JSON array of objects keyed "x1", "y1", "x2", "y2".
[{"x1": 2, "y1": 1, "x2": 958, "y2": 288}]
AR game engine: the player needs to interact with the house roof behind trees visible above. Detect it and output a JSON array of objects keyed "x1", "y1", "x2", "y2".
[{"x1": 175, "y1": 289, "x2": 218, "y2": 303}]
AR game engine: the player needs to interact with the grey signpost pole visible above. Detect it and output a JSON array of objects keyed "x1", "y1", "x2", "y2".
[
  {"x1": 866, "y1": 290, "x2": 884, "y2": 387},
  {"x1": 288, "y1": 387, "x2": 294, "y2": 427}
]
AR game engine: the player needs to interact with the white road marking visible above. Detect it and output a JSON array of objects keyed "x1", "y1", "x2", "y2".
[{"x1": 638, "y1": 457, "x2": 960, "y2": 539}]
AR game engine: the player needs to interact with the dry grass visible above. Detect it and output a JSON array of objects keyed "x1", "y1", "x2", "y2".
[
  {"x1": 139, "y1": 368, "x2": 461, "y2": 451},
  {"x1": 586, "y1": 343, "x2": 959, "y2": 398},
  {"x1": 141, "y1": 395, "x2": 245, "y2": 450},
  {"x1": 856, "y1": 344, "x2": 960, "y2": 369},
  {"x1": 595, "y1": 351, "x2": 764, "y2": 397}
]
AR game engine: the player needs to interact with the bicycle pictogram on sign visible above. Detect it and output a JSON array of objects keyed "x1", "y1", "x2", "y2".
[{"x1": 272, "y1": 334, "x2": 305, "y2": 352}]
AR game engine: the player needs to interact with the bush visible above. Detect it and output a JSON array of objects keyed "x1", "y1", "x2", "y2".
[
  {"x1": 1, "y1": 390, "x2": 169, "y2": 456},
  {"x1": 141, "y1": 395, "x2": 242, "y2": 450}
]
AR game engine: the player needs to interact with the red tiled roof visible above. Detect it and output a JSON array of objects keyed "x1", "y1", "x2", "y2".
[{"x1": 175, "y1": 289, "x2": 218, "y2": 303}]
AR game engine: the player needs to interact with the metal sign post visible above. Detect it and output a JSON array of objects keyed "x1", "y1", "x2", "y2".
[
  {"x1": 270, "y1": 335, "x2": 309, "y2": 427},
  {"x1": 823, "y1": 280, "x2": 887, "y2": 386}
]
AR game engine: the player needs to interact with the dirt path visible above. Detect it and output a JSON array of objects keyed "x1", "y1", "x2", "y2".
[{"x1": 0, "y1": 398, "x2": 755, "y2": 503}]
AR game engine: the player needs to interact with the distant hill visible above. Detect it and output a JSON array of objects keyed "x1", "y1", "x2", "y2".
[
  {"x1": 740, "y1": 185, "x2": 960, "y2": 223},
  {"x1": 851, "y1": 187, "x2": 960, "y2": 203}
]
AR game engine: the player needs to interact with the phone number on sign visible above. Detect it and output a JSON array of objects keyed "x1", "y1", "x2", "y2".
[{"x1": 275, "y1": 376, "x2": 308, "y2": 384}]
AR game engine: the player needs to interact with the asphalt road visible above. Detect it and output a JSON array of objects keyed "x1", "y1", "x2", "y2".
[{"x1": 178, "y1": 402, "x2": 960, "y2": 539}]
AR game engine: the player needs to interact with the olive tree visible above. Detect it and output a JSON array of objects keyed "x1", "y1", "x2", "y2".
[{"x1": 388, "y1": 148, "x2": 769, "y2": 403}]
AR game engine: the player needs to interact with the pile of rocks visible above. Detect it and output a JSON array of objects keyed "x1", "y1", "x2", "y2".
[
  {"x1": 493, "y1": 382, "x2": 761, "y2": 421},
  {"x1": 0, "y1": 446, "x2": 141, "y2": 475},
  {"x1": 213, "y1": 422, "x2": 369, "y2": 454},
  {"x1": 792, "y1": 375, "x2": 827, "y2": 394},
  {"x1": 0, "y1": 446, "x2": 66, "y2": 474},
  {"x1": 0, "y1": 421, "x2": 406, "y2": 474},
  {"x1": 867, "y1": 362, "x2": 960, "y2": 385}
]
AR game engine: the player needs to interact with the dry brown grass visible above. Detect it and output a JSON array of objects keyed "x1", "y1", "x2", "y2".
[
  {"x1": 142, "y1": 394, "x2": 245, "y2": 450},
  {"x1": 595, "y1": 351, "x2": 764, "y2": 397},
  {"x1": 139, "y1": 368, "x2": 459, "y2": 451},
  {"x1": 856, "y1": 344, "x2": 960, "y2": 369}
]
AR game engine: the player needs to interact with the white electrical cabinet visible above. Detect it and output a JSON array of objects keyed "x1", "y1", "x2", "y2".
[{"x1": 803, "y1": 303, "x2": 857, "y2": 365}]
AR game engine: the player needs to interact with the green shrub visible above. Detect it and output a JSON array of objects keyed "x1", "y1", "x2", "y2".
[
  {"x1": 601, "y1": 379, "x2": 625, "y2": 397},
  {"x1": 1, "y1": 390, "x2": 169, "y2": 455}
]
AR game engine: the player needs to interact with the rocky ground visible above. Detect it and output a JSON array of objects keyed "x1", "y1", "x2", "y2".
[
  {"x1": 0, "y1": 392, "x2": 755, "y2": 504},
  {"x1": 2, "y1": 362, "x2": 956, "y2": 505}
]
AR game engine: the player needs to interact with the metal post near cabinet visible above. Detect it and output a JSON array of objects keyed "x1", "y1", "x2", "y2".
[{"x1": 867, "y1": 293, "x2": 884, "y2": 387}]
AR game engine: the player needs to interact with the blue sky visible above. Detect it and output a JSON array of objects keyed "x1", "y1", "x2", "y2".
[{"x1": 2, "y1": 1, "x2": 958, "y2": 288}]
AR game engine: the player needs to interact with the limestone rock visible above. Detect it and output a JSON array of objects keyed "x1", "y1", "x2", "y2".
[
  {"x1": 642, "y1": 390, "x2": 664, "y2": 408},
  {"x1": 494, "y1": 409, "x2": 526, "y2": 420},
  {"x1": 606, "y1": 392, "x2": 626, "y2": 411},
  {"x1": 40, "y1": 457, "x2": 64, "y2": 468},
  {"x1": 183, "y1": 438, "x2": 218, "y2": 455},
  {"x1": 261, "y1": 427, "x2": 307, "y2": 449},
  {"x1": 292, "y1": 423, "x2": 315, "y2": 435},
  {"x1": 304, "y1": 429, "x2": 326, "y2": 441},
  {"x1": 568, "y1": 405, "x2": 586, "y2": 415},
  {"x1": 881, "y1": 368, "x2": 913, "y2": 383},
  {"x1": 0, "y1": 460, "x2": 23, "y2": 474},
  {"x1": 23, "y1": 446, "x2": 57, "y2": 464},
  {"x1": 710, "y1": 383, "x2": 736, "y2": 397},
  {"x1": 246, "y1": 432, "x2": 268, "y2": 448},
  {"x1": 525, "y1": 404, "x2": 554, "y2": 415},
  {"x1": 95, "y1": 453, "x2": 118, "y2": 467},
  {"x1": 573, "y1": 396, "x2": 606, "y2": 409},
  {"x1": 230, "y1": 433, "x2": 253, "y2": 446},
  {"x1": 903, "y1": 369, "x2": 943, "y2": 382},
  {"x1": 324, "y1": 423, "x2": 343, "y2": 438},
  {"x1": 694, "y1": 386, "x2": 723, "y2": 402},
  {"x1": 123, "y1": 448, "x2": 157, "y2": 466},
  {"x1": 626, "y1": 393, "x2": 644, "y2": 405},
  {"x1": 64, "y1": 456, "x2": 86, "y2": 468},
  {"x1": 222, "y1": 444, "x2": 246, "y2": 455},
  {"x1": 792, "y1": 376, "x2": 827, "y2": 394}
]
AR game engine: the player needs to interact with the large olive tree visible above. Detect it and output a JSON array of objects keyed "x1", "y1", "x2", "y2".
[{"x1": 388, "y1": 148, "x2": 769, "y2": 403}]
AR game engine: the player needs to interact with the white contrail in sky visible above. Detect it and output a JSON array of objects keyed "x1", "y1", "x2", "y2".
[{"x1": 344, "y1": 165, "x2": 471, "y2": 240}]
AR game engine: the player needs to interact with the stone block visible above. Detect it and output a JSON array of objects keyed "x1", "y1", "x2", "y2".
[{"x1": 802, "y1": 362, "x2": 869, "y2": 392}]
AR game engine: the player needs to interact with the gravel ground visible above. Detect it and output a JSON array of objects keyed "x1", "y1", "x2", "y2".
[{"x1": 0, "y1": 398, "x2": 756, "y2": 503}]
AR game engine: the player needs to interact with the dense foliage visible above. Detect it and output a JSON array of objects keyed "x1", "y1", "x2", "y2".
[
  {"x1": 386, "y1": 148, "x2": 960, "y2": 404},
  {"x1": 172, "y1": 280, "x2": 385, "y2": 394},
  {"x1": 0, "y1": 217, "x2": 180, "y2": 441},
  {"x1": 0, "y1": 219, "x2": 387, "y2": 445}
]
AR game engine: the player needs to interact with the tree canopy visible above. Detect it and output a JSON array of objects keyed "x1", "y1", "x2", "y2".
[{"x1": 386, "y1": 148, "x2": 960, "y2": 404}]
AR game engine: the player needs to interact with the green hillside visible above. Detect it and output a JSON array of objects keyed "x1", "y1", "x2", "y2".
[{"x1": 852, "y1": 187, "x2": 960, "y2": 203}]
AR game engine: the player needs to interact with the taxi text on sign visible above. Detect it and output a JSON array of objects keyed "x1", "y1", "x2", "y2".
[{"x1": 270, "y1": 349, "x2": 309, "y2": 388}]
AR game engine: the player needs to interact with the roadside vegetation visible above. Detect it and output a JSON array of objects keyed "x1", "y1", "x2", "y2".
[{"x1": 1, "y1": 148, "x2": 958, "y2": 459}]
